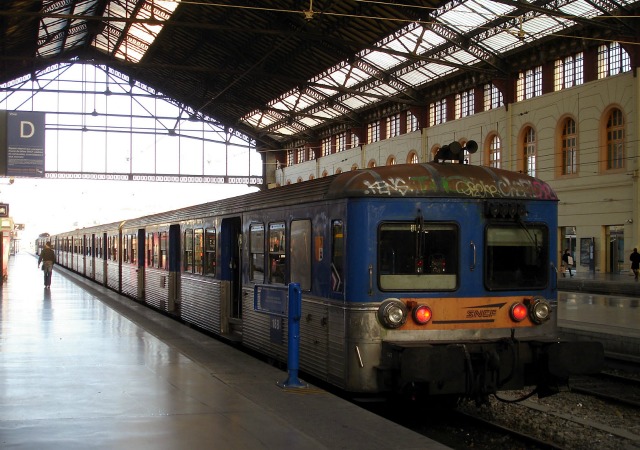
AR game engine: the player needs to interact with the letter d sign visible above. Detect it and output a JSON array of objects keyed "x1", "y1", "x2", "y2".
[{"x1": 20, "y1": 121, "x2": 35, "y2": 138}]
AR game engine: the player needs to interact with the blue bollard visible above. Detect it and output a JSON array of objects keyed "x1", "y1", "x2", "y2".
[{"x1": 277, "y1": 283, "x2": 308, "y2": 389}]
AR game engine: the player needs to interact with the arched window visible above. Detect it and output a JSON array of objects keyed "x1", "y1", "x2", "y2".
[
  {"x1": 322, "y1": 169, "x2": 329, "y2": 177},
  {"x1": 523, "y1": 127, "x2": 536, "y2": 177},
  {"x1": 561, "y1": 117, "x2": 577, "y2": 175},
  {"x1": 368, "y1": 159, "x2": 377, "y2": 168},
  {"x1": 386, "y1": 155, "x2": 396, "y2": 166},
  {"x1": 351, "y1": 164, "x2": 358, "y2": 171},
  {"x1": 407, "y1": 151, "x2": 419, "y2": 164},
  {"x1": 335, "y1": 167, "x2": 343, "y2": 174},
  {"x1": 430, "y1": 145, "x2": 440, "y2": 162},
  {"x1": 486, "y1": 134, "x2": 501, "y2": 168},
  {"x1": 604, "y1": 108, "x2": 625, "y2": 171},
  {"x1": 309, "y1": 175, "x2": 315, "y2": 180}
]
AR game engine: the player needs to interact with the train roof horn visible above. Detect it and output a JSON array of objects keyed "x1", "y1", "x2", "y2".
[{"x1": 434, "y1": 140, "x2": 478, "y2": 164}]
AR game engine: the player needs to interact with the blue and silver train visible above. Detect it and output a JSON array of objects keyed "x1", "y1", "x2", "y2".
[{"x1": 42, "y1": 145, "x2": 603, "y2": 402}]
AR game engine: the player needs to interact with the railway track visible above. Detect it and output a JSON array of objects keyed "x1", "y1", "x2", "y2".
[
  {"x1": 570, "y1": 371, "x2": 640, "y2": 408},
  {"x1": 451, "y1": 409, "x2": 562, "y2": 449}
]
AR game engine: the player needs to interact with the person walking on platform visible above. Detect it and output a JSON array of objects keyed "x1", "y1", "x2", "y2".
[
  {"x1": 630, "y1": 248, "x2": 640, "y2": 280},
  {"x1": 37, "y1": 242, "x2": 56, "y2": 288},
  {"x1": 562, "y1": 249, "x2": 574, "y2": 277}
]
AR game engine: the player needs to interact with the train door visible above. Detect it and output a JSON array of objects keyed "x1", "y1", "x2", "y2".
[
  {"x1": 168, "y1": 224, "x2": 181, "y2": 312},
  {"x1": 101, "y1": 232, "x2": 108, "y2": 286},
  {"x1": 88, "y1": 234, "x2": 95, "y2": 279},
  {"x1": 221, "y1": 217, "x2": 242, "y2": 337},
  {"x1": 137, "y1": 228, "x2": 145, "y2": 300}
]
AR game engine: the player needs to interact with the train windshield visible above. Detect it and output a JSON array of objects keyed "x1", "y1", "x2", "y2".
[
  {"x1": 485, "y1": 224, "x2": 548, "y2": 290},
  {"x1": 378, "y1": 222, "x2": 458, "y2": 291}
]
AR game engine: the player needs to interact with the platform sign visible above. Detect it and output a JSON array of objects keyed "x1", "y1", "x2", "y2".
[
  {"x1": 254, "y1": 284, "x2": 288, "y2": 344},
  {"x1": 1, "y1": 111, "x2": 46, "y2": 178},
  {"x1": 254, "y1": 284, "x2": 288, "y2": 316}
]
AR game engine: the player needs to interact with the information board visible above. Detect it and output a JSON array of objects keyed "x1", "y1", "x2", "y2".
[{"x1": 0, "y1": 111, "x2": 46, "y2": 177}]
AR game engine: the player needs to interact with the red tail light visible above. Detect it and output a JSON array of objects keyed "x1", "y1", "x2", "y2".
[
  {"x1": 413, "y1": 305, "x2": 432, "y2": 324},
  {"x1": 510, "y1": 302, "x2": 528, "y2": 322}
]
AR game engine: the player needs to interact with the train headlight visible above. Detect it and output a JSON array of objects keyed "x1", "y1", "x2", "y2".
[
  {"x1": 509, "y1": 302, "x2": 528, "y2": 322},
  {"x1": 378, "y1": 299, "x2": 407, "y2": 329},
  {"x1": 530, "y1": 298, "x2": 551, "y2": 324},
  {"x1": 412, "y1": 305, "x2": 432, "y2": 325}
]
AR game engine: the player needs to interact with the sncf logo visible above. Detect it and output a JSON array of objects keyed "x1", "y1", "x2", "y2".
[{"x1": 464, "y1": 302, "x2": 507, "y2": 320}]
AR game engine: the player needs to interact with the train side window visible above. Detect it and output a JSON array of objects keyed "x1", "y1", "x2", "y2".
[
  {"x1": 184, "y1": 229, "x2": 194, "y2": 272},
  {"x1": 291, "y1": 220, "x2": 311, "y2": 291},
  {"x1": 250, "y1": 224, "x2": 264, "y2": 282},
  {"x1": 109, "y1": 234, "x2": 118, "y2": 262},
  {"x1": 331, "y1": 220, "x2": 344, "y2": 293},
  {"x1": 378, "y1": 222, "x2": 458, "y2": 291},
  {"x1": 159, "y1": 231, "x2": 167, "y2": 269},
  {"x1": 123, "y1": 235, "x2": 130, "y2": 263},
  {"x1": 194, "y1": 228, "x2": 204, "y2": 274},
  {"x1": 269, "y1": 222, "x2": 286, "y2": 284},
  {"x1": 146, "y1": 233, "x2": 154, "y2": 267},
  {"x1": 131, "y1": 233, "x2": 137, "y2": 264},
  {"x1": 205, "y1": 228, "x2": 216, "y2": 276}
]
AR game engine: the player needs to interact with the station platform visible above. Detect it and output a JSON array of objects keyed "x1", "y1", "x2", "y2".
[
  {"x1": 558, "y1": 268, "x2": 640, "y2": 296},
  {"x1": 0, "y1": 253, "x2": 448, "y2": 450},
  {"x1": 557, "y1": 270, "x2": 640, "y2": 363}
]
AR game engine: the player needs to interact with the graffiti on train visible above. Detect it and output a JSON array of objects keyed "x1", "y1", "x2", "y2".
[{"x1": 362, "y1": 175, "x2": 557, "y2": 199}]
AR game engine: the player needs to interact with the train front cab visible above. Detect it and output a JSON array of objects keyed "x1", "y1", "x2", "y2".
[
  {"x1": 325, "y1": 163, "x2": 604, "y2": 401},
  {"x1": 374, "y1": 215, "x2": 601, "y2": 400}
]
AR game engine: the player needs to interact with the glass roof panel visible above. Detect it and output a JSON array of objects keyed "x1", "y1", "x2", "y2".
[
  {"x1": 73, "y1": 1, "x2": 96, "y2": 15},
  {"x1": 310, "y1": 85, "x2": 339, "y2": 97},
  {"x1": 426, "y1": 62, "x2": 456, "y2": 77},
  {"x1": 438, "y1": 4, "x2": 487, "y2": 32},
  {"x1": 315, "y1": 64, "x2": 369, "y2": 90},
  {"x1": 341, "y1": 95, "x2": 372, "y2": 110},
  {"x1": 481, "y1": 30, "x2": 522, "y2": 53},
  {"x1": 445, "y1": 50, "x2": 478, "y2": 65},
  {"x1": 398, "y1": 68, "x2": 432, "y2": 86},
  {"x1": 299, "y1": 117, "x2": 323, "y2": 127},
  {"x1": 418, "y1": 28, "x2": 447, "y2": 51},
  {"x1": 296, "y1": 94, "x2": 317, "y2": 110},
  {"x1": 521, "y1": 16, "x2": 567, "y2": 41},
  {"x1": 560, "y1": 0, "x2": 608, "y2": 18},
  {"x1": 362, "y1": 50, "x2": 405, "y2": 71}
]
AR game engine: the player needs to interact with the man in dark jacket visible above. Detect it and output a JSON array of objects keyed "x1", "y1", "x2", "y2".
[
  {"x1": 37, "y1": 242, "x2": 56, "y2": 288},
  {"x1": 630, "y1": 248, "x2": 640, "y2": 280}
]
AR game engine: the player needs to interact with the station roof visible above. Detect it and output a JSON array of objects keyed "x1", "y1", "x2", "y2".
[{"x1": 0, "y1": 0, "x2": 637, "y2": 150}]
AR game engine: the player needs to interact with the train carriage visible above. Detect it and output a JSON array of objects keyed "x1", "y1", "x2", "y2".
[{"x1": 50, "y1": 151, "x2": 603, "y2": 402}]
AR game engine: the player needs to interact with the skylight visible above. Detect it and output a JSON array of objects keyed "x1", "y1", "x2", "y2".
[
  {"x1": 38, "y1": 0, "x2": 178, "y2": 63},
  {"x1": 242, "y1": 0, "x2": 635, "y2": 141}
]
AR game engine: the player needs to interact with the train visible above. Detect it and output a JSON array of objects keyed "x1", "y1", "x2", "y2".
[{"x1": 40, "y1": 141, "x2": 603, "y2": 403}]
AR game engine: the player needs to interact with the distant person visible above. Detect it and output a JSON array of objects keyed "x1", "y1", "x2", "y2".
[
  {"x1": 630, "y1": 248, "x2": 640, "y2": 280},
  {"x1": 37, "y1": 242, "x2": 56, "y2": 288},
  {"x1": 562, "y1": 249, "x2": 574, "y2": 277}
]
